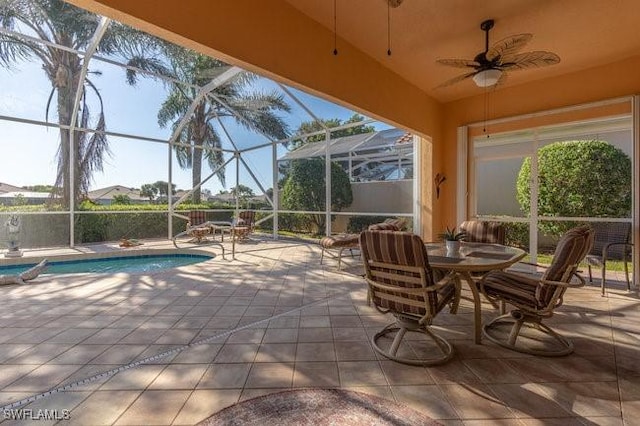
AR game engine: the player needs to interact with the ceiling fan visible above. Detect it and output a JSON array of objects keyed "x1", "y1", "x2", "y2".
[{"x1": 436, "y1": 19, "x2": 560, "y2": 88}]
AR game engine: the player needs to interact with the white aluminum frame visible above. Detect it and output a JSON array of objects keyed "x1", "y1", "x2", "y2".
[{"x1": 0, "y1": 20, "x2": 418, "y2": 248}]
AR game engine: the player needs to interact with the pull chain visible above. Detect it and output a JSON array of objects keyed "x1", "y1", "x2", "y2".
[
  {"x1": 483, "y1": 86, "x2": 492, "y2": 138},
  {"x1": 387, "y1": 1, "x2": 392, "y2": 55},
  {"x1": 333, "y1": 0, "x2": 338, "y2": 55}
]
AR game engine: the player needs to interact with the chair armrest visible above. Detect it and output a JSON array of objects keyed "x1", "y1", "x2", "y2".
[
  {"x1": 432, "y1": 271, "x2": 459, "y2": 291},
  {"x1": 539, "y1": 271, "x2": 586, "y2": 289},
  {"x1": 602, "y1": 242, "x2": 633, "y2": 259}
]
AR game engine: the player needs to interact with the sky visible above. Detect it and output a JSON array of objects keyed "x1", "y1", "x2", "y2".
[{"x1": 0, "y1": 42, "x2": 390, "y2": 197}]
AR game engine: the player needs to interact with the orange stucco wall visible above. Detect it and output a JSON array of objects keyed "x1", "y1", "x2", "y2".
[{"x1": 68, "y1": 0, "x2": 640, "y2": 240}]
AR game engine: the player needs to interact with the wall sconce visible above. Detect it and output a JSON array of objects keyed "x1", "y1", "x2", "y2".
[{"x1": 435, "y1": 173, "x2": 446, "y2": 199}]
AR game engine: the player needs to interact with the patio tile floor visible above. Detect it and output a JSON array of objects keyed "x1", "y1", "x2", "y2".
[{"x1": 0, "y1": 237, "x2": 637, "y2": 425}]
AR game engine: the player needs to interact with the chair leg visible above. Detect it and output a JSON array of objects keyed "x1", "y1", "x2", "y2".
[
  {"x1": 601, "y1": 264, "x2": 607, "y2": 297},
  {"x1": 320, "y1": 247, "x2": 325, "y2": 265},
  {"x1": 337, "y1": 247, "x2": 345, "y2": 270},
  {"x1": 624, "y1": 259, "x2": 631, "y2": 291},
  {"x1": 587, "y1": 265, "x2": 593, "y2": 283},
  {"x1": 372, "y1": 321, "x2": 454, "y2": 366},
  {"x1": 483, "y1": 310, "x2": 574, "y2": 356}
]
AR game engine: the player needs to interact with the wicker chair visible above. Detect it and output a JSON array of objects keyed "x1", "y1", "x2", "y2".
[
  {"x1": 478, "y1": 225, "x2": 594, "y2": 356},
  {"x1": 360, "y1": 230, "x2": 461, "y2": 365},
  {"x1": 459, "y1": 220, "x2": 506, "y2": 245},
  {"x1": 585, "y1": 222, "x2": 633, "y2": 296}
]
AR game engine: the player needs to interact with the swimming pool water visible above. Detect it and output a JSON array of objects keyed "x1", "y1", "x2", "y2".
[{"x1": 0, "y1": 254, "x2": 211, "y2": 275}]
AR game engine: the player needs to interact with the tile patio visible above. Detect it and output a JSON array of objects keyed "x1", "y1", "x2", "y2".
[{"x1": 0, "y1": 237, "x2": 637, "y2": 425}]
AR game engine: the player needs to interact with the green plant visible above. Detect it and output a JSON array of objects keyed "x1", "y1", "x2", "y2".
[
  {"x1": 281, "y1": 158, "x2": 353, "y2": 234},
  {"x1": 112, "y1": 194, "x2": 131, "y2": 205},
  {"x1": 439, "y1": 226, "x2": 466, "y2": 241},
  {"x1": 517, "y1": 140, "x2": 631, "y2": 237}
]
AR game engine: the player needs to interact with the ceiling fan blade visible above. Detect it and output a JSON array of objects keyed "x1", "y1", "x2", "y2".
[
  {"x1": 436, "y1": 58, "x2": 480, "y2": 69},
  {"x1": 486, "y1": 34, "x2": 533, "y2": 61},
  {"x1": 434, "y1": 71, "x2": 477, "y2": 89},
  {"x1": 501, "y1": 51, "x2": 561, "y2": 70}
]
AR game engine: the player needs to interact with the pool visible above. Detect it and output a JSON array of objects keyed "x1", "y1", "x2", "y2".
[{"x1": 0, "y1": 254, "x2": 212, "y2": 275}]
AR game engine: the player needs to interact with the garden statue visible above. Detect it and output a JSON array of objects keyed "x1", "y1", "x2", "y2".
[
  {"x1": 0, "y1": 259, "x2": 48, "y2": 285},
  {"x1": 5, "y1": 214, "x2": 23, "y2": 257}
]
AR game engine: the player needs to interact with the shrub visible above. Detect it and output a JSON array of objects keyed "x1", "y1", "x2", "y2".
[{"x1": 517, "y1": 140, "x2": 631, "y2": 237}]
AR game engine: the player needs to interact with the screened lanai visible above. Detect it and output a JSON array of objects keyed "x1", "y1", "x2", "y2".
[{"x1": 0, "y1": 4, "x2": 418, "y2": 250}]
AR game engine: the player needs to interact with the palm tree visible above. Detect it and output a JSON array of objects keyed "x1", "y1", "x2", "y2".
[
  {"x1": 157, "y1": 50, "x2": 290, "y2": 203},
  {"x1": 0, "y1": 0, "x2": 166, "y2": 207}
]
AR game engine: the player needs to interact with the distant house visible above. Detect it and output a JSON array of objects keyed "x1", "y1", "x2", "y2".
[
  {"x1": 0, "y1": 182, "x2": 24, "y2": 194},
  {"x1": 207, "y1": 192, "x2": 236, "y2": 204},
  {"x1": 0, "y1": 190, "x2": 50, "y2": 205},
  {"x1": 0, "y1": 182, "x2": 52, "y2": 205},
  {"x1": 279, "y1": 128, "x2": 414, "y2": 182},
  {"x1": 87, "y1": 185, "x2": 148, "y2": 205}
]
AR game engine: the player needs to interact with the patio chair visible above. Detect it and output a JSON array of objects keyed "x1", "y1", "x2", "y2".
[
  {"x1": 459, "y1": 220, "x2": 506, "y2": 244},
  {"x1": 185, "y1": 210, "x2": 211, "y2": 243},
  {"x1": 585, "y1": 222, "x2": 633, "y2": 296},
  {"x1": 360, "y1": 230, "x2": 461, "y2": 365},
  {"x1": 478, "y1": 225, "x2": 594, "y2": 356},
  {"x1": 232, "y1": 210, "x2": 256, "y2": 241}
]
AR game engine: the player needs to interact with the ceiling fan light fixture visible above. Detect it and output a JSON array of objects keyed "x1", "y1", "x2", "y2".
[{"x1": 472, "y1": 69, "x2": 502, "y2": 87}]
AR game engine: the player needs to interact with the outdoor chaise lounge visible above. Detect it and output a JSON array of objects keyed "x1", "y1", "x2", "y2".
[{"x1": 319, "y1": 218, "x2": 408, "y2": 270}]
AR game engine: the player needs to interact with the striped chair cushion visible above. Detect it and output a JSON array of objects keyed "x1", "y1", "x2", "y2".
[
  {"x1": 368, "y1": 223, "x2": 400, "y2": 231},
  {"x1": 238, "y1": 211, "x2": 255, "y2": 227},
  {"x1": 538, "y1": 225, "x2": 594, "y2": 304},
  {"x1": 359, "y1": 230, "x2": 455, "y2": 317},
  {"x1": 480, "y1": 270, "x2": 543, "y2": 309},
  {"x1": 367, "y1": 218, "x2": 407, "y2": 231},
  {"x1": 320, "y1": 234, "x2": 360, "y2": 248},
  {"x1": 188, "y1": 211, "x2": 207, "y2": 227},
  {"x1": 459, "y1": 221, "x2": 506, "y2": 244},
  {"x1": 480, "y1": 225, "x2": 594, "y2": 309}
]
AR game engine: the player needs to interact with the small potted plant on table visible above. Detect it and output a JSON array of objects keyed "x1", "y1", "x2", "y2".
[{"x1": 440, "y1": 226, "x2": 466, "y2": 253}]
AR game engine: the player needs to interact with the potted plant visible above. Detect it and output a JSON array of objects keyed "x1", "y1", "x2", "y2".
[{"x1": 439, "y1": 226, "x2": 466, "y2": 253}]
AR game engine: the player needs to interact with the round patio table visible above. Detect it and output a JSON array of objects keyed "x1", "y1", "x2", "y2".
[{"x1": 425, "y1": 242, "x2": 526, "y2": 344}]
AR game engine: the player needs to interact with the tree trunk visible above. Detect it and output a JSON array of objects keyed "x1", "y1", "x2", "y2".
[
  {"x1": 192, "y1": 144, "x2": 202, "y2": 204},
  {"x1": 54, "y1": 53, "x2": 82, "y2": 209},
  {"x1": 191, "y1": 103, "x2": 207, "y2": 204}
]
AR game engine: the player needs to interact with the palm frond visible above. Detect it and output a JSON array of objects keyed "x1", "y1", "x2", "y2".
[
  {"x1": 158, "y1": 90, "x2": 192, "y2": 128},
  {"x1": 124, "y1": 55, "x2": 174, "y2": 86}
]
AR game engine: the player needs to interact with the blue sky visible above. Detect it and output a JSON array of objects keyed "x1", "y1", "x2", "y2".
[{"x1": 0, "y1": 51, "x2": 388, "y2": 196}]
